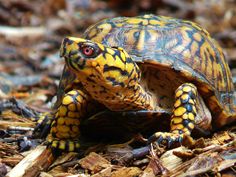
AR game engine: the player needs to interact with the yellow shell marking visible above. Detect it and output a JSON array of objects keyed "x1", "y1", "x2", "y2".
[
  {"x1": 165, "y1": 38, "x2": 178, "y2": 49},
  {"x1": 136, "y1": 30, "x2": 145, "y2": 51},
  {"x1": 190, "y1": 41, "x2": 198, "y2": 56},
  {"x1": 193, "y1": 32, "x2": 202, "y2": 42},
  {"x1": 88, "y1": 28, "x2": 97, "y2": 38},
  {"x1": 205, "y1": 48, "x2": 215, "y2": 77},
  {"x1": 90, "y1": 23, "x2": 112, "y2": 42},
  {"x1": 126, "y1": 18, "x2": 149, "y2": 25},
  {"x1": 116, "y1": 23, "x2": 123, "y2": 27},
  {"x1": 123, "y1": 29, "x2": 138, "y2": 46},
  {"x1": 172, "y1": 45, "x2": 185, "y2": 54},
  {"x1": 149, "y1": 19, "x2": 165, "y2": 26},
  {"x1": 182, "y1": 49, "x2": 191, "y2": 59}
]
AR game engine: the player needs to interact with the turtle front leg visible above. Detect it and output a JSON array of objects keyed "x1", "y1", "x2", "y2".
[
  {"x1": 47, "y1": 89, "x2": 90, "y2": 151},
  {"x1": 148, "y1": 83, "x2": 198, "y2": 147}
]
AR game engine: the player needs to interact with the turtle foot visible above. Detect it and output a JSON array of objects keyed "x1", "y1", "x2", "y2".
[{"x1": 148, "y1": 132, "x2": 184, "y2": 148}]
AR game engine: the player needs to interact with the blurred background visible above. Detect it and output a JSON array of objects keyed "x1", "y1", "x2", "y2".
[{"x1": 0, "y1": 0, "x2": 236, "y2": 111}]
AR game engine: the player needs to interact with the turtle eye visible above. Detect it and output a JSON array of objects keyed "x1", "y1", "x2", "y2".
[{"x1": 81, "y1": 46, "x2": 94, "y2": 57}]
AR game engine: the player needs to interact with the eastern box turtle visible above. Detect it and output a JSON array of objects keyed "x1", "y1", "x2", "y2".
[{"x1": 39, "y1": 14, "x2": 236, "y2": 151}]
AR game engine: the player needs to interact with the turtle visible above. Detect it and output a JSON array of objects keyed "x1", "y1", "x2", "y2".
[{"x1": 40, "y1": 14, "x2": 236, "y2": 151}]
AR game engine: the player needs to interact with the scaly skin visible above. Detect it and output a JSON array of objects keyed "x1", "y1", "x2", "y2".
[
  {"x1": 48, "y1": 38, "x2": 201, "y2": 151},
  {"x1": 37, "y1": 14, "x2": 236, "y2": 151},
  {"x1": 148, "y1": 83, "x2": 198, "y2": 147},
  {"x1": 48, "y1": 37, "x2": 156, "y2": 151},
  {"x1": 61, "y1": 37, "x2": 155, "y2": 111},
  {"x1": 48, "y1": 90, "x2": 88, "y2": 151}
]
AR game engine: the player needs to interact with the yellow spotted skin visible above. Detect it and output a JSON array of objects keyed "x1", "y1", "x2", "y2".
[
  {"x1": 39, "y1": 14, "x2": 236, "y2": 151},
  {"x1": 171, "y1": 84, "x2": 198, "y2": 136},
  {"x1": 148, "y1": 83, "x2": 198, "y2": 146},
  {"x1": 48, "y1": 89, "x2": 91, "y2": 151}
]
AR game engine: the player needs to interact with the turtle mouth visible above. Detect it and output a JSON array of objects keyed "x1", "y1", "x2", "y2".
[{"x1": 64, "y1": 55, "x2": 86, "y2": 71}]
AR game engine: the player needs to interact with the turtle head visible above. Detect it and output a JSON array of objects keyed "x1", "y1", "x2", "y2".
[
  {"x1": 60, "y1": 37, "x2": 102, "y2": 70},
  {"x1": 60, "y1": 37, "x2": 140, "y2": 81},
  {"x1": 60, "y1": 37, "x2": 154, "y2": 111}
]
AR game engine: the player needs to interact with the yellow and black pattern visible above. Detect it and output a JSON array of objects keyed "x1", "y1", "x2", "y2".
[
  {"x1": 49, "y1": 89, "x2": 90, "y2": 151},
  {"x1": 35, "y1": 112, "x2": 54, "y2": 138},
  {"x1": 83, "y1": 14, "x2": 235, "y2": 115},
  {"x1": 39, "y1": 14, "x2": 236, "y2": 151},
  {"x1": 148, "y1": 83, "x2": 198, "y2": 146},
  {"x1": 170, "y1": 83, "x2": 197, "y2": 135},
  {"x1": 61, "y1": 37, "x2": 155, "y2": 111}
]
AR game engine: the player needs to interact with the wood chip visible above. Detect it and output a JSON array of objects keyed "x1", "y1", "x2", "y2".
[
  {"x1": 0, "y1": 120, "x2": 35, "y2": 129},
  {"x1": 79, "y1": 152, "x2": 111, "y2": 174},
  {"x1": 6, "y1": 145, "x2": 54, "y2": 177},
  {"x1": 111, "y1": 167, "x2": 142, "y2": 177},
  {"x1": 160, "y1": 146, "x2": 186, "y2": 171}
]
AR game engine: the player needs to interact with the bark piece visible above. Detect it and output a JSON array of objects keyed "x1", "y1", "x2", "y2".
[
  {"x1": 111, "y1": 167, "x2": 142, "y2": 177},
  {"x1": 6, "y1": 145, "x2": 54, "y2": 177},
  {"x1": 78, "y1": 152, "x2": 111, "y2": 174},
  {"x1": 160, "y1": 146, "x2": 187, "y2": 171}
]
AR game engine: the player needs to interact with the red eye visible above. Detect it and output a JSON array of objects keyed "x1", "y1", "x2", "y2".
[{"x1": 82, "y1": 46, "x2": 94, "y2": 56}]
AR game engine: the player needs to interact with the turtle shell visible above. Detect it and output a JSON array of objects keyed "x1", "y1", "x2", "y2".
[{"x1": 57, "y1": 14, "x2": 236, "y2": 128}]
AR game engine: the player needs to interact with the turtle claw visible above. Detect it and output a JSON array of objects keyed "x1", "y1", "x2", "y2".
[
  {"x1": 47, "y1": 135, "x2": 80, "y2": 152},
  {"x1": 34, "y1": 112, "x2": 54, "y2": 138},
  {"x1": 148, "y1": 132, "x2": 183, "y2": 148}
]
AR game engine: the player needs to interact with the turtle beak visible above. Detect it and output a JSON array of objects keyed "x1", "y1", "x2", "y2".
[
  {"x1": 60, "y1": 37, "x2": 87, "y2": 71},
  {"x1": 60, "y1": 37, "x2": 79, "y2": 58}
]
